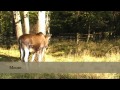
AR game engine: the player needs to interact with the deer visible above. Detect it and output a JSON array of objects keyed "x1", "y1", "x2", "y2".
[{"x1": 18, "y1": 32, "x2": 51, "y2": 62}]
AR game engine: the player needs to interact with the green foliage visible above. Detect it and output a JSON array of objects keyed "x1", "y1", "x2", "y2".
[
  {"x1": 29, "y1": 11, "x2": 38, "y2": 25},
  {"x1": 0, "y1": 11, "x2": 14, "y2": 49},
  {"x1": 1, "y1": 11, "x2": 120, "y2": 37},
  {"x1": 1, "y1": 11, "x2": 120, "y2": 48},
  {"x1": 50, "y1": 11, "x2": 120, "y2": 37}
]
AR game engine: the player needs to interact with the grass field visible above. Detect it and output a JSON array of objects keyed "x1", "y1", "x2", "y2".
[{"x1": 0, "y1": 39, "x2": 120, "y2": 79}]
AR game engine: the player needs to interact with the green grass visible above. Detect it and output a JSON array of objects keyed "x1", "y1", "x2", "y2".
[
  {"x1": 0, "y1": 73, "x2": 119, "y2": 79},
  {"x1": 0, "y1": 39, "x2": 120, "y2": 79}
]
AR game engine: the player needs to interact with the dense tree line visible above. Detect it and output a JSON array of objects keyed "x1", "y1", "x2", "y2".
[
  {"x1": 0, "y1": 11, "x2": 120, "y2": 47},
  {"x1": 50, "y1": 11, "x2": 120, "y2": 37}
]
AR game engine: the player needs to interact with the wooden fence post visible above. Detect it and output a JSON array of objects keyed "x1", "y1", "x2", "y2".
[{"x1": 76, "y1": 33, "x2": 80, "y2": 44}]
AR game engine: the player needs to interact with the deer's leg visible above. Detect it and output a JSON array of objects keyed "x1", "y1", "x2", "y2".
[
  {"x1": 31, "y1": 53, "x2": 36, "y2": 62},
  {"x1": 37, "y1": 48, "x2": 46, "y2": 62},
  {"x1": 37, "y1": 49, "x2": 42, "y2": 62},
  {"x1": 19, "y1": 42, "x2": 24, "y2": 62},
  {"x1": 20, "y1": 48, "x2": 24, "y2": 61},
  {"x1": 24, "y1": 46, "x2": 29, "y2": 62},
  {"x1": 41, "y1": 48, "x2": 46, "y2": 62}
]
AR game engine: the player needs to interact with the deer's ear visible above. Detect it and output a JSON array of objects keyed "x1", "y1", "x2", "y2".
[
  {"x1": 45, "y1": 34, "x2": 52, "y2": 39},
  {"x1": 50, "y1": 34, "x2": 52, "y2": 37},
  {"x1": 45, "y1": 36, "x2": 50, "y2": 40}
]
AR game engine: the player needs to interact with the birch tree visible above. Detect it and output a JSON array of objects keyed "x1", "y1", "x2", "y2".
[
  {"x1": 46, "y1": 11, "x2": 50, "y2": 34},
  {"x1": 38, "y1": 11, "x2": 46, "y2": 35},
  {"x1": 13, "y1": 11, "x2": 23, "y2": 40},
  {"x1": 23, "y1": 11, "x2": 30, "y2": 34}
]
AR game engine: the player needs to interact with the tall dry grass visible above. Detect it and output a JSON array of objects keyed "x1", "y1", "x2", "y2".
[{"x1": 45, "y1": 39, "x2": 120, "y2": 62}]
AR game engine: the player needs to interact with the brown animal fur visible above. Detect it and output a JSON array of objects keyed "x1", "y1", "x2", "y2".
[{"x1": 18, "y1": 32, "x2": 51, "y2": 62}]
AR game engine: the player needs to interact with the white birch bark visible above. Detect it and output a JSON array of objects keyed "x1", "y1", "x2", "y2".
[
  {"x1": 38, "y1": 11, "x2": 46, "y2": 35},
  {"x1": 23, "y1": 11, "x2": 30, "y2": 34},
  {"x1": 13, "y1": 11, "x2": 23, "y2": 40}
]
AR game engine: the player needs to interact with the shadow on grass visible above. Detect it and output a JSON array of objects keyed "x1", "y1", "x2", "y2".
[{"x1": 0, "y1": 55, "x2": 20, "y2": 62}]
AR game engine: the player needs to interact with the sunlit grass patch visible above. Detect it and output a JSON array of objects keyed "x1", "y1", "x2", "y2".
[
  {"x1": 0, "y1": 44, "x2": 19, "y2": 57},
  {"x1": 0, "y1": 39, "x2": 120, "y2": 62},
  {"x1": 0, "y1": 47, "x2": 20, "y2": 61},
  {"x1": 0, "y1": 48, "x2": 19, "y2": 57}
]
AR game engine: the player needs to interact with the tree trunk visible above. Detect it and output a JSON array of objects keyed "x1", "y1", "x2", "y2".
[
  {"x1": 38, "y1": 11, "x2": 46, "y2": 35},
  {"x1": 46, "y1": 11, "x2": 50, "y2": 34},
  {"x1": 23, "y1": 11, "x2": 30, "y2": 34},
  {"x1": 13, "y1": 11, "x2": 23, "y2": 40},
  {"x1": 0, "y1": 11, "x2": 2, "y2": 33},
  {"x1": 12, "y1": 14, "x2": 16, "y2": 36}
]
